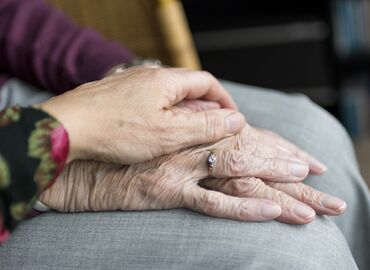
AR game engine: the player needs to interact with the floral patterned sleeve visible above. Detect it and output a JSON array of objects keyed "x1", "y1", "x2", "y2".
[{"x1": 0, "y1": 106, "x2": 69, "y2": 244}]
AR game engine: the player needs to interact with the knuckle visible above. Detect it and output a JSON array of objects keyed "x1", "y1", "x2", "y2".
[
  {"x1": 225, "y1": 151, "x2": 249, "y2": 176},
  {"x1": 151, "y1": 67, "x2": 166, "y2": 77},
  {"x1": 231, "y1": 177, "x2": 264, "y2": 196},
  {"x1": 266, "y1": 159, "x2": 285, "y2": 177},
  {"x1": 203, "y1": 112, "x2": 224, "y2": 141},
  {"x1": 234, "y1": 132, "x2": 246, "y2": 150},
  {"x1": 200, "y1": 70, "x2": 216, "y2": 81},
  {"x1": 237, "y1": 127, "x2": 253, "y2": 145},
  {"x1": 198, "y1": 191, "x2": 220, "y2": 212},
  {"x1": 231, "y1": 179, "x2": 249, "y2": 196},
  {"x1": 235, "y1": 126, "x2": 256, "y2": 151},
  {"x1": 237, "y1": 200, "x2": 250, "y2": 219},
  {"x1": 299, "y1": 185, "x2": 323, "y2": 205},
  {"x1": 270, "y1": 190, "x2": 291, "y2": 208},
  {"x1": 245, "y1": 139, "x2": 258, "y2": 154}
]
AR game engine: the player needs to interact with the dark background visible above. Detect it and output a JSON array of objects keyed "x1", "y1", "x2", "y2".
[{"x1": 182, "y1": 0, "x2": 370, "y2": 140}]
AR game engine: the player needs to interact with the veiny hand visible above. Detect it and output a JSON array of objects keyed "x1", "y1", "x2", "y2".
[
  {"x1": 192, "y1": 119, "x2": 345, "y2": 224},
  {"x1": 39, "y1": 145, "x2": 344, "y2": 225},
  {"x1": 39, "y1": 123, "x2": 330, "y2": 222},
  {"x1": 174, "y1": 100, "x2": 327, "y2": 176},
  {"x1": 37, "y1": 67, "x2": 245, "y2": 164},
  {"x1": 190, "y1": 125, "x2": 328, "y2": 182},
  {"x1": 39, "y1": 154, "x2": 282, "y2": 222},
  {"x1": 200, "y1": 177, "x2": 346, "y2": 224},
  {"x1": 253, "y1": 128, "x2": 327, "y2": 175}
]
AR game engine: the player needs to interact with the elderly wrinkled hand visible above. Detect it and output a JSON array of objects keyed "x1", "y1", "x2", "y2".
[
  {"x1": 174, "y1": 99, "x2": 327, "y2": 176},
  {"x1": 39, "y1": 124, "x2": 345, "y2": 224},
  {"x1": 39, "y1": 154, "x2": 283, "y2": 222},
  {"x1": 200, "y1": 177, "x2": 346, "y2": 224},
  {"x1": 36, "y1": 66, "x2": 245, "y2": 164},
  {"x1": 198, "y1": 124, "x2": 345, "y2": 224},
  {"x1": 201, "y1": 124, "x2": 328, "y2": 177}
]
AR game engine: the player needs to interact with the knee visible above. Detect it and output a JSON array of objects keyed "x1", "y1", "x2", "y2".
[
  {"x1": 215, "y1": 217, "x2": 356, "y2": 269},
  {"x1": 281, "y1": 94, "x2": 354, "y2": 155},
  {"x1": 304, "y1": 95, "x2": 349, "y2": 139}
]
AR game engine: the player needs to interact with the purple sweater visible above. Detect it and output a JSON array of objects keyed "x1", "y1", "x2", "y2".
[{"x1": 0, "y1": 0, "x2": 135, "y2": 94}]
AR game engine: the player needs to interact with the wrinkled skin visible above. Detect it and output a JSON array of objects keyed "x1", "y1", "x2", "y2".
[{"x1": 40, "y1": 125, "x2": 345, "y2": 225}]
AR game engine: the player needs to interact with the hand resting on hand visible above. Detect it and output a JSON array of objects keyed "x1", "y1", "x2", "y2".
[{"x1": 39, "y1": 124, "x2": 345, "y2": 225}]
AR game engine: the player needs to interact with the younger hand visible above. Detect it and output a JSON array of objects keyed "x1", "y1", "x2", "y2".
[{"x1": 37, "y1": 67, "x2": 244, "y2": 164}]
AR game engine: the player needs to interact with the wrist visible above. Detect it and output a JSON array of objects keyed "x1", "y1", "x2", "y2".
[
  {"x1": 23, "y1": 106, "x2": 70, "y2": 180},
  {"x1": 33, "y1": 100, "x2": 78, "y2": 163},
  {"x1": 104, "y1": 58, "x2": 162, "y2": 77}
]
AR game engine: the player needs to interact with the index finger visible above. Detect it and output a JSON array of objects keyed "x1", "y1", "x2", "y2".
[
  {"x1": 256, "y1": 129, "x2": 327, "y2": 174},
  {"x1": 163, "y1": 68, "x2": 238, "y2": 109},
  {"x1": 191, "y1": 150, "x2": 309, "y2": 182}
]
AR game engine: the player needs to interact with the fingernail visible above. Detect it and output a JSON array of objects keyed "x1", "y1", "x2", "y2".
[
  {"x1": 226, "y1": 112, "x2": 245, "y2": 134},
  {"x1": 322, "y1": 196, "x2": 346, "y2": 212},
  {"x1": 310, "y1": 158, "x2": 327, "y2": 173},
  {"x1": 293, "y1": 204, "x2": 315, "y2": 220},
  {"x1": 288, "y1": 162, "x2": 309, "y2": 178},
  {"x1": 260, "y1": 202, "x2": 281, "y2": 219}
]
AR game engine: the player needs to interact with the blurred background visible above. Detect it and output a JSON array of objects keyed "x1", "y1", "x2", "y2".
[
  {"x1": 182, "y1": 1, "x2": 370, "y2": 136},
  {"x1": 181, "y1": 0, "x2": 370, "y2": 186},
  {"x1": 49, "y1": 0, "x2": 369, "y2": 187}
]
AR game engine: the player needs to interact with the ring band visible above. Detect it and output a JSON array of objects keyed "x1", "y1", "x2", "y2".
[
  {"x1": 32, "y1": 200, "x2": 51, "y2": 212},
  {"x1": 207, "y1": 151, "x2": 217, "y2": 175}
]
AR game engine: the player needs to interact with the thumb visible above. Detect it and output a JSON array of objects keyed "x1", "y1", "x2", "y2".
[{"x1": 178, "y1": 109, "x2": 245, "y2": 147}]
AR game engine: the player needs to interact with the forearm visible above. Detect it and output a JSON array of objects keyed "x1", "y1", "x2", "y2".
[
  {"x1": 39, "y1": 160, "x2": 132, "y2": 212},
  {"x1": 0, "y1": 0, "x2": 134, "y2": 93}
]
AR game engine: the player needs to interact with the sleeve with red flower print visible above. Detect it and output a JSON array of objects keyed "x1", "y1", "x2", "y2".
[{"x1": 0, "y1": 106, "x2": 69, "y2": 244}]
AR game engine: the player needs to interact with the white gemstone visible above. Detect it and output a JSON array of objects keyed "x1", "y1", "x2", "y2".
[{"x1": 207, "y1": 153, "x2": 217, "y2": 167}]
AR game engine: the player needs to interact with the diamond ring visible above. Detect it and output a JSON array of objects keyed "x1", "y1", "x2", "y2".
[{"x1": 207, "y1": 151, "x2": 217, "y2": 175}]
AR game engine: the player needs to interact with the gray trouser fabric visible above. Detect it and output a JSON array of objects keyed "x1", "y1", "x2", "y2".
[
  {"x1": 0, "y1": 79, "x2": 53, "y2": 108},
  {"x1": 0, "y1": 79, "x2": 369, "y2": 270}
]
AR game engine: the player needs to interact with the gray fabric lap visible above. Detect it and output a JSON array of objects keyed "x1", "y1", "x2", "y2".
[
  {"x1": 0, "y1": 210, "x2": 356, "y2": 270},
  {"x1": 0, "y1": 79, "x2": 53, "y2": 110}
]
